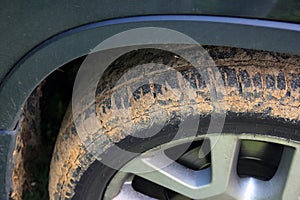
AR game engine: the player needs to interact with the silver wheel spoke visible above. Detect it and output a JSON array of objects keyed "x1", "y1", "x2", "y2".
[
  {"x1": 122, "y1": 135, "x2": 240, "y2": 199},
  {"x1": 201, "y1": 135, "x2": 240, "y2": 199},
  {"x1": 123, "y1": 150, "x2": 211, "y2": 199},
  {"x1": 281, "y1": 147, "x2": 300, "y2": 199}
]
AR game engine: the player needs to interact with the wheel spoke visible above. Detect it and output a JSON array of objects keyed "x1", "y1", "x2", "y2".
[
  {"x1": 122, "y1": 150, "x2": 211, "y2": 199},
  {"x1": 199, "y1": 135, "x2": 240, "y2": 199},
  {"x1": 280, "y1": 147, "x2": 300, "y2": 199},
  {"x1": 122, "y1": 135, "x2": 240, "y2": 199}
]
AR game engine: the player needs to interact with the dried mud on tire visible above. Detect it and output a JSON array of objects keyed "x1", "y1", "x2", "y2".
[{"x1": 49, "y1": 46, "x2": 300, "y2": 200}]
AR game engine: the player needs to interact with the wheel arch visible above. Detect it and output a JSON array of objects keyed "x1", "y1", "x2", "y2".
[{"x1": 2, "y1": 15, "x2": 300, "y2": 131}]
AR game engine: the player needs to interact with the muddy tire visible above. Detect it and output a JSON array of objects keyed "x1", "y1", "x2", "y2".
[{"x1": 48, "y1": 46, "x2": 300, "y2": 200}]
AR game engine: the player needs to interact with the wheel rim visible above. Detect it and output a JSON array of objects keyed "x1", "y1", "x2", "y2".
[{"x1": 104, "y1": 134, "x2": 300, "y2": 200}]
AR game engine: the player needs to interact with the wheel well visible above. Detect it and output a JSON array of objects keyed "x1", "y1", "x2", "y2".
[{"x1": 11, "y1": 57, "x2": 84, "y2": 200}]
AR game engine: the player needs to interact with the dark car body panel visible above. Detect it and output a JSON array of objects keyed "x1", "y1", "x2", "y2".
[{"x1": 1, "y1": 0, "x2": 300, "y2": 82}]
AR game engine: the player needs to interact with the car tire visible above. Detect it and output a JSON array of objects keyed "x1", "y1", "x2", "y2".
[{"x1": 49, "y1": 46, "x2": 300, "y2": 200}]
